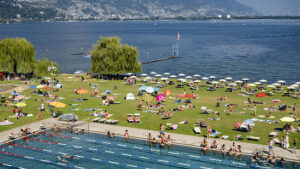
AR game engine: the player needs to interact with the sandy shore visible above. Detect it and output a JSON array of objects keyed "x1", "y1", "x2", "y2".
[{"x1": 0, "y1": 119, "x2": 299, "y2": 162}]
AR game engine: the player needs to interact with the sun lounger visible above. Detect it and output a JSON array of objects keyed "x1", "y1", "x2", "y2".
[
  {"x1": 269, "y1": 132, "x2": 278, "y2": 137},
  {"x1": 199, "y1": 121, "x2": 207, "y2": 128},
  {"x1": 0, "y1": 121, "x2": 13, "y2": 126},
  {"x1": 246, "y1": 136, "x2": 260, "y2": 141},
  {"x1": 273, "y1": 138, "x2": 281, "y2": 145},
  {"x1": 93, "y1": 118, "x2": 101, "y2": 122},
  {"x1": 194, "y1": 127, "x2": 201, "y2": 134},
  {"x1": 127, "y1": 114, "x2": 133, "y2": 123},
  {"x1": 99, "y1": 119, "x2": 106, "y2": 123}
]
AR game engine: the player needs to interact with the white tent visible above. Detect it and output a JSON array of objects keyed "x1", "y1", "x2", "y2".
[{"x1": 126, "y1": 93, "x2": 135, "y2": 100}]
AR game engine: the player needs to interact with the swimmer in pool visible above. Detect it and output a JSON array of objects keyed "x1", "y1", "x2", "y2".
[{"x1": 57, "y1": 156, "x2": 68, "y2": 162}]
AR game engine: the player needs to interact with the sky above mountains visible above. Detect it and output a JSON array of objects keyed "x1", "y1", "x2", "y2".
[{"x1": 237, "y1": 0, "x2": 300, "y2": 16}]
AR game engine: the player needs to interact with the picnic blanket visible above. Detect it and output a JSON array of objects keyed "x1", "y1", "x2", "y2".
[
  {"x1": 71, "y1": 108, "x2": 80, "y2": 111},
  {"x1": 84, "y1": 108, "x2": 102, "y2": 111},
  {"x1": 210, "y1": 131, "x2": 221, "y2": 137}
]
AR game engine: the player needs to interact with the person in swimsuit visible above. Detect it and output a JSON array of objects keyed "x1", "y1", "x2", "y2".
[
  {"x1": 268, "y1": 137, "x2": 275, "y2": 155},
  {"x1": 206, "y1": 125, "x2": 211, "y2": 138},
  {"x1": 124, "y1": 130, "x2": 129, "y2": 141},
  {"x1": 166, "y1": 135, "x2": 172, "y2": 146},
  {"x1": 147, "y1": 133, "x2": 152, "y2": 144}
]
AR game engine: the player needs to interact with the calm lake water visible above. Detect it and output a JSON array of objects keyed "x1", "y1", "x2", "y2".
[{"x1": 0, "y1": 20, "x2": 299, "y2": 83}]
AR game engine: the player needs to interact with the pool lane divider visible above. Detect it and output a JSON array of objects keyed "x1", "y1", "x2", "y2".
[
  {"x1": 0, "y1": 150, "x2": 85, "y2": 169},
  {"x1": 0, "y1": 162, "x2": 26, "y2": 169},
  {"x1": 38, "y1": 132, "x2": 246, "y2": 168},
  {"x1": 24, "y1": 137, "x2": 192, "y2": 169},
  {"x1": 7, "y1": 143, "x2": 148, "y2": 169}
]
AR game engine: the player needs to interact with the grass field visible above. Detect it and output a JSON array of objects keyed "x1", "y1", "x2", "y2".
[{"x1": 0, "y1": 75, "x2": 299, "y2": 149}]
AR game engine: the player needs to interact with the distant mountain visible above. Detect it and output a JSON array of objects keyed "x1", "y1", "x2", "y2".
[{"x1": 0, "y1": 0, "x2": 260, "y2": 22}]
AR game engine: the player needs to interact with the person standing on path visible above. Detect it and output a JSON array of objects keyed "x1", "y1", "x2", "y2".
[
  {"x1": 293, "y1": 103, "x2": 296, "y2": 115},
  {"x1": 253, "y1": 104, "x2": 257, "y2": 116},
  {"x1": 268, "y1": 137, "x2": 275, "y2": 155},
  {"x1": 207, "y1": 125, "x2": 211, "y2": 138}
]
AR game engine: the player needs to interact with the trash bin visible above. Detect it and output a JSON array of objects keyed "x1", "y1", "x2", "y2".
[
  {"x1": 114, "y1": 86, "x2": 117, "y2": 90},
  {"x1": 216, "y1": 102, "x2": 220, "y2": 107}
]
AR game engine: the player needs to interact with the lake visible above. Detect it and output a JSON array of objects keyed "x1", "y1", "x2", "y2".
[{"x1": 0, "y1": 20, "x2": 299, "y2": 83}]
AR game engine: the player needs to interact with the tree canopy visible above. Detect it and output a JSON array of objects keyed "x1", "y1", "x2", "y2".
[
  {"x1": 90, "y1": 37, "x2": 142, "y2": 74},
  {"x1": 0, "y1": 38, "x2": 35, "y2": 74},
  {"x1": 34, "y1": 59, "x2": 60, "y2": 77}
]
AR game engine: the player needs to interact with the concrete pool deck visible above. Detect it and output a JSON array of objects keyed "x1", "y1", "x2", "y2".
[{"x1": 1, "y1": 118, "x2": 299, "y2": 162}]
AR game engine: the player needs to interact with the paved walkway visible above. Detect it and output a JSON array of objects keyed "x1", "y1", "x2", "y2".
[
  {"x1": 1, "y1": 119, "x2": 299, "y2": 162},
  {"x1": 0, "y1": 84, "x2": 29, "y2": 94}
]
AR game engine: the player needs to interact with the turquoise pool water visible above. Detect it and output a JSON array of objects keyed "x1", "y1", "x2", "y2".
[{"x1": 0, "y1": 130, "x2": 298, "y2": 169}]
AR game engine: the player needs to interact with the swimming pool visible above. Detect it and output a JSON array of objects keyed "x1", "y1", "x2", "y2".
[{"x1": 0, "y1": 130, "x2": 298, "y2": 169}]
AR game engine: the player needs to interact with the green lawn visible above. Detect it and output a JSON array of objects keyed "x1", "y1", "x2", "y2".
[{"x1": 0, "y1": 75, "x2": 299, "y2": 149}]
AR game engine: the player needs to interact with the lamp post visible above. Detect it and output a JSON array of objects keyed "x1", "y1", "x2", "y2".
[{"x1": 48, "y1": 65, "x2": 57, "y2": 86}]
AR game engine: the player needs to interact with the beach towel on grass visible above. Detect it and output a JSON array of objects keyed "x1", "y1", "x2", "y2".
[
  {"x1": 179, "y1": 121, "x2": 188, "y2": 124},
  {"x1": 0, "y1": 121, "x2": 13, "y2": 125},
  {"x1": 210, "y1": 132, "x2": 221, "y2": 137},
  {"x1": 69, "y1": 104, "x2": 80, "y2": 106},
  {"x1": 71, "y1": 108, "x2": 79, "y2": 111},
  {"x1": 221, "y1": 136, "x2": 229, "y2": 139},
  {"x1": 84, "y1": 108, "x2": 101, "y2": 111}
]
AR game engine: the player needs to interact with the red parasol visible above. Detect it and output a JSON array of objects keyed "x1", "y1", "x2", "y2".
[
  {"x1": 256, "y1": 93, "x2": 266, "y2": 97},
  {"x1": 234, "y1": 123, "x2": 242, "y2": 128}
]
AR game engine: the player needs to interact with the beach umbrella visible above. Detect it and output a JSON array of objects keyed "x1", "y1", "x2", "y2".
[
  {"x1": 185, "y1": 76, "x2": 192, "y2": 79},
  {"x1": 43, "y1": 86, "x2": 51, "y2": 90},
  {"x1": 267, "y1": 85, "x2": 275, "y2": 88},
  {"x1": 29, "y1": 85, "x2": 36, "y2": 89},
  {"x1": 178, "y1": 73, "x2": 185, "y2": 77},
  {"x1": 219, "y1": 79, "x2": 226, "y2": 82},
  {"x1": 225, "y1": 77, "x2": 233, "y2": 80},
  {"x1": 296, "y1": 82, "x2": 300, "y2": 85},
  {"x1": 211, "y1": 81, "x2": 219, "y2": 84},
  {"x1": 104, "y1": 90, "x2": 112, "y2": 93},
  {"x1": 127, "y1": 73, "x2": 133, "y2": 76},
  {"x1": 235, "y1": 80, "x2": 242, "y2": 84},
  {"x1": 155, "y1": 74, "x2": 162, "y2": 77},
  {"x1": 164, "y1": 90, "x2": 172, "y2": 96},
  {"x1": 272, "y1": 83, "x2": 281, "y2": 86},
  {"x1": 129, "y1": 76, "x2": 137, "y2": 79},
  {"x1": 150, "y1": 72, "x2": 156, "y2": 75},
  {"x1": 145, "y1": 87, "x2": 155, "y2": 93},
  {"x1": 138, "y1": 86, "x2": 147, "y2": 91},
  {"x1": 44, "y1": 77, "x2": 51, "y2": 80},
  {"x1": 202, "y1": 77, "x2": 208, "y2": 80},
  {"x1": 194, "y1": 74, "x2": 200, "y2": 77},
  {"x1": 256, "y1": 93, "x2": 266, "y2": 102},
  {"x1": 141, "y1": 73, "x2": 148, "y2": 77},
  {"x1": 15, "y1": 102, "x2": 27, "y2": 107},
  {"x1": 280, "y1": 117, "x2": 295, "y2": 122},
  {"x1": 234, "y1": 123, "x2": 242, "y2": 128},
  {"x1": 209, "y1": 76, "x2": 216, "y2": 79},
  {"x1": 242, "y1": 78, "x2": 249, "y2": 82},
  {"x1": 77, "y1": 89, "x2": 88, "y2": 94},
  {"x1": 36, "y1": 85, "x2": 45, "y2": 89},
  {"x1": 193, "y1": 80, "x2": 201, "y2": 83},
  {"x1": 254, "y1": 82, "x2": 261, "y2": 85},
  {"x1": 161, "y1": 77, "x2": 168, "y2": 81},
  {"x1": 287, "y1": 86, "x2": 296, "y2": 89},
  {"x1": 169, "y1": 75, "x2": 177, "y2": 78},
  {"x1": 178, "y1": 78, "x2": 186, "y2": 82},
  {"x1": 11, "y1": 92, "x2": 20, "y2": 96},
  {"x1": 277, "y1": 80, "x2": 286, "y2": 84},
  {"x1": 49, "y1": 101, "x2": 66, "y2": 108},
  {"x1": 156, "y1": 94, "x2": 165, "y2": 101},
  {"x1": 164, "y1": 72, "x2": 170, "y2": 76},
  {"x1": 272, "y1": 99, "x2": 280, "y2": 103},
  {"x1": 228, "y1": 83, "x2": 237, "y2": 86},
  {"x1": 248, "y1": 83, "x2": 256, "y2": 87},
  {"x1": 259, "y1": 79, "x2": 267, "y2": 83},
  {"x1": 142, "y1": 93, "x2": 154, "y2": 102}
]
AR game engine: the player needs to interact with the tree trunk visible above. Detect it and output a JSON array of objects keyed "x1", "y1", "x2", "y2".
[{"x1": 13, "y1": 60, "x2": 17, "y2": 75}]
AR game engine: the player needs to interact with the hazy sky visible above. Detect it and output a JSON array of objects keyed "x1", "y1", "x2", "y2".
[{"x1": 236, "y1": 0, "x2": 300, "y2": 16}]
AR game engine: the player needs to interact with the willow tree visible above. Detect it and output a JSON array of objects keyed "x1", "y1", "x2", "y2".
[
  {"x1": 0, "y1": 38, "x2": 35, "y2": 74},
  {"x1": 34, "y1": 59, "x2": 60, "y2": 77},
  {"x1": 90, "y1": 37, "x2": 142, "y2": 74}
]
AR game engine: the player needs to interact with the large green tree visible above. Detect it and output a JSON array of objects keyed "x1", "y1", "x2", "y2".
[
  {"x1": 90, "y1": 37, "x2": 142, "y2": 74},
  {"x1": 34, "y1": 59, "x2": 60, "y2": 77},
  {"x1": 0, "y1": 38, "x2": 35, "y2": 74}
]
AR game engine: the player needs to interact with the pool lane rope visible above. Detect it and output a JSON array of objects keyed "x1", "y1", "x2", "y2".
[
  {"x1": 0, "y1": 162, "x2": 26, "y2": 169},
  {"x1": 0, "y1": 150, "x2": 85, "y2": 169},
  {"x1": 23, "y1": 137, "x2": 193, "y2": 169},
  {"x1": 38, "y1": 132, "x2": 247, "y2": 168},
  {"x1": 7, "y1": 143, "x2": 148, "y2": 169}
]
